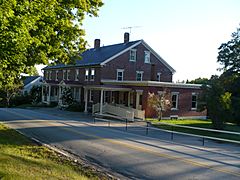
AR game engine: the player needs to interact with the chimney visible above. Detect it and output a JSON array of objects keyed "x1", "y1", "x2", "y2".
[
  {"x1": 124, "y1": 32, "x2": 129, "y2": 43},
  {"x1": 94, "y1": 39, "x2": 100, "y2": 48}
]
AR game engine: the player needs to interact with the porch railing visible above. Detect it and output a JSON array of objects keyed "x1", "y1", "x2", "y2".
[
  {"x1": 92, "y1": 103, "x2": 134, "y2": 121},
  {"x1": 116, "y1": 104, "x2": 145, "y2": 120}
]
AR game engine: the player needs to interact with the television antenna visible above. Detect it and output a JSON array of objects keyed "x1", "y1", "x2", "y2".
[{"x1": 121, "y1": 26, "x2": 142, "y2": 33}]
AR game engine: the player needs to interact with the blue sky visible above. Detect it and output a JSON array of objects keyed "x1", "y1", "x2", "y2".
[{"x1": 82, "y1": 0, "x2": 240, "y2": 81}]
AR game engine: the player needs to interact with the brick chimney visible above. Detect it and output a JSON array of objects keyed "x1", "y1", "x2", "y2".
[
  {"x1": 124, "y1": 32, "x2": 129, "y2": 43},
  {"x1": 94, "y1": 39, "x2": 100, "y2": 48}
]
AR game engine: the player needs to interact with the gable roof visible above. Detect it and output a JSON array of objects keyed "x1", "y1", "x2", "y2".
[
  {"x1": 43, "y1": 40, "x2": 141, "y2": 70},
  {"x1": 23, "y1": 76, "x2": 41, "y2": 86},
  {"x1": 43, "y1": 39, "x2": 175, "y2": 73}
]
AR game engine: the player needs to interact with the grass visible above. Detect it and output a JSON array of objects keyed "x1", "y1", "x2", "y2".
[
  {"x1": 0, "y1": 123, "x2": 108, "y2": 180},
  {"x1": 147, "y1": 119, "x2": 240, "y2": 142}
]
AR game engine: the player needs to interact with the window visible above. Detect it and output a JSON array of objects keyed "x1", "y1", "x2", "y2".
[
  {"x1": 157, "y1": 72, "x2": 161, "y2": 82},
  {"x1": 63, "y1": 70, "x2": 66, "y2": 80},
  {"x1": 191, "y1": 93, "x2": 197, "y2": 110},
  {"x1": 144, "y1": 51, "x2": 150, "y2": 63},
  {"x1": 67, "y1": 70, "x2": 70, "y2": 80},
  {"x1": 55, "y1": 70, "x2": 59, "y2": 81},
  {"x1": 75, "y1": 69, "x2": 79, "y2": 81},
  {"x1": 45, "y1": 71, "x2": 49, "y2": 80},
  {"x1": 85, "y1": 69, "x2": 89, "y2": 81},
  {"x1": 171, "y1": 92, "x2": 179, "y2": 110},
  {"x1": 90, "y1": 69, "x2": 95, "y2": 81},
  {"x1": 49, "y1": 71, "x2": 52, "y2": 80},
  {"x1": 136, "y1": 71, "x2": 143, "y2": 81},
  {"x1": 117, "y1": 69, "x2": 124, "y2": 81},
  {"x1": 129, "y1": 49, "x2": 137, "y2": 62}
]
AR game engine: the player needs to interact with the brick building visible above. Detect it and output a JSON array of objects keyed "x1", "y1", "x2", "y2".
[{"x1": 42, "y1": 33, "x2": 206, "y2": 120}]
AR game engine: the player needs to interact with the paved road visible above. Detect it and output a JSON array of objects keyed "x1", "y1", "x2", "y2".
[{"x1": 1, "y1": 108, "x2": 240, "y2": 179}]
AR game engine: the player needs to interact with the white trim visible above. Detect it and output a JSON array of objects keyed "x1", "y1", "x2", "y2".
[
  {"x1": 171, "y1": 92, "x2": 179, "y2": 110},
  {"x1": 144, "y1": 50, "x2": 150, "y2": 63},
  {"x1": 129, "y1": 49, "x2": 137, "y2": 62},
  {"x1": 191, "y1": 92, "x2": 198, "y2": 110},
  {"x1": 136, "y1": 71, "x2": 144, "y2": 81},
  {"x1": 157, "y1": 72, "x2": 161, "y2": 82},
  {"x1": 75, "y1": 69, "x2": 79, "y2": 81},
  {"x1": 117, "y1": 69, "x2": 124, "y2": 81},
  {"x1": 141, "y1": 40, "x2": 176, "y2": 73},
  {"x1": 55, "y1": 70, "x2": 59, "y2": 81},
  {"x1": 85, "y1": 69, "x2": 89, "y2": 81},
  {"x1": 100, "y1": 41, "x2": 142, "y2": 65},
  {"x1": 101, "y1": 79, "x2": 202, "y2": 89}
]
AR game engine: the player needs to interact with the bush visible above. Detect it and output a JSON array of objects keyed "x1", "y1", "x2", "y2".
[
  {"x1": 66, "y1": 102, "x2": 84, "y2": 112},
  {"x1": 10, "y1": 94, "x2": 32, "y2": 107}
]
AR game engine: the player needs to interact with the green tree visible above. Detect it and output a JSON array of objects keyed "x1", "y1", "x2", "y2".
[
  {"x1": 0, "y1": 0, "x2": 103, "y2": 88},
  {"x1": 148, "y1": 90, "x2": 171, "y2": 120},
  {"x1": 60, "y1": 87, "x2": 73, "y2": 107},
  {"x1": 188, "y1": 77, "x2": 209, "y2": 85}
]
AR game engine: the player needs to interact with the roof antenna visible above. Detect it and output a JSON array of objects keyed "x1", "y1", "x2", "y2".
[{"x1": 121, "y1": 26, "x2": 141, "y2": 34}]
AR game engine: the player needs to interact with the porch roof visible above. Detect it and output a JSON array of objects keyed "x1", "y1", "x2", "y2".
[
  {"x1": 84, "y1": 85, "x2": 132, "y2": 91},
  {"x1": 101, "y1": 80, "x2": 202, "y2": 89}
]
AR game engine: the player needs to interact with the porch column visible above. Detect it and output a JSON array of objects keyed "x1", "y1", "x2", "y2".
[
  {"x1": 84, "y1": 88, "x2": 88, "y2": 113},
  {"x1": 100, "y1": 89, "x2": 104, "y2": 114},
  {"x1": 79, "y1": 88, "x2": 81, "y2": 103},
  {"x1": 41, "y1": 84, "x2": 44, "y2": 102},
  {"x1": 58, "y1": 86, "x2": 62, "y2": 105},
  {"x1": 136, "y1": 92, "x2": 140, "y2": 110},
  {"x1": 128, "y1": 91, "x2": 131, "y2": 107},
  {"x1": 47, "y1": 85, "x2": 51, "y2": 104}
]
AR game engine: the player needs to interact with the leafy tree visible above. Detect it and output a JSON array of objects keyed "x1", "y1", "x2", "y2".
[
  {"x1": 218, "y1": 26, "x2": 240, "y2": 73},
  {"x1": 30, "y1": 85, "x2": 42, "y2": 104},
  {"x1": 60, "y1": 87, "x2": 73, "y2": 107},
  {"x1": 0, "y1": 78, "x2": 23, "y2": 107},
  {"x1": 188, "y1": 77, "x2": 209, "y2": 85},
  {"x1": 148, "y1": 90, "x2": 171, "y2": 120},
  {"x1": 0, "y1": 0, "x2": 103, "y2": 88}
]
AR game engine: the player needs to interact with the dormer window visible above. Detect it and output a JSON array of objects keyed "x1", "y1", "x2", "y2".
[
  {"x1": 90, "y1": 68, "x2": 95, "y2": 81},
  {"x1": 75, "y1": 69, "x2": 79, "y2": 81},
  {"x1": 85, "y1": 69, "x2": 89, "y2": 81},
  {"x1": 144, "y1": 51, "x2": 150, "y2": 63},
  {"x1": 136, "y1": 71, "x2": 143, "y2": 81},
  {"x1": 129, "y1": 49, "x2": 137, "y2": 62},
  {"x1": 117, "y1": 69, "x2": 124, "y2": 81}
]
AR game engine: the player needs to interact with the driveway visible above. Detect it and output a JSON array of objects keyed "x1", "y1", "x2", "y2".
[{"x1": 1, "y1": 108, "x2": 240, "y2": 179}]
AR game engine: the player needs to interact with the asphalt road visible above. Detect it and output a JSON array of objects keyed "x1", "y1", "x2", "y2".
[{"x1": 1, "y1": 108, "x2": 240, "y2": 180}]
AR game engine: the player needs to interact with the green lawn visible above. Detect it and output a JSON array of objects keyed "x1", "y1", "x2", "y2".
[
  {"x1": 147, "y1": 119, "x2": 240, "y2": 142},
  {"x1": 0, "y1": 123, "x2": 106, "y2": 179}
]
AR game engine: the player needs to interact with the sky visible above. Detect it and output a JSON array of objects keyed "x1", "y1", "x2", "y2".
[{"x1": 80, "y1": 0, "x2": 240, "y2": 82}]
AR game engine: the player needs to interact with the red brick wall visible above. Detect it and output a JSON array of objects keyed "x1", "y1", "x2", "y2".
[{"x1": 101, "y1": 43, "x2": 173, "y2": 82}]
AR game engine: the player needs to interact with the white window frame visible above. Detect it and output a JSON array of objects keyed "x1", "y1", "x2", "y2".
[
  {"x1": 67, "y1": 70, "x2": 70, "y2": 80},
  {"x1": 85, "y1": 69, "x2": 89, "y2": 81},
  {"x1": 49, "y1": 71, "x2": 52, "y2": 80},
  {"x1": 191, "y1": 93, "x2": 198, "y2": 110},
  {"x1": 171, "y1": 92, "x2": 179, "y2": 110},
  {"x1": 45, "y1": 71, "x2": 49, "y2": 80},
  {"x1": 129, "y1": 49, "x2": 137, "y2": 62},
  {"x1": 157, "y1": 72, "x2": 161, "y2": 82},
  {"x1": 75, "y1": 69, "x2": 79, "y2": 81},
  {"x1": 144, "y1": 51, "x2": 151, "y2": 63},
  {"x1": 55, "y1": 70, "x2": 59, "y2": 81},
  {"x1": 90, "y1": 68, "x2": 95, "y2": 81},
  {"x1": 63, "y1": 70, "x2": 66, "y2": 80},
  {"x1": 136, "y1": 71, "x2": 143, "y2": 81},
  {"x1": 117, "y1": 69, "x2": 124, "y2": 81}
]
